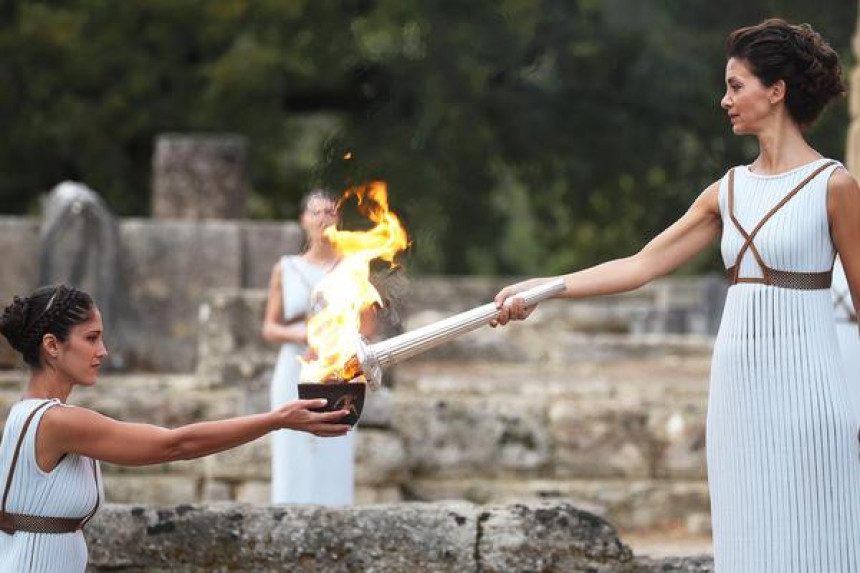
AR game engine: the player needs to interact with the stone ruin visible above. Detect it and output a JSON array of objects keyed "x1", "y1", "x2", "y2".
[{"x1": 84, "y1": 502, "x2": 714, "y2": 572}]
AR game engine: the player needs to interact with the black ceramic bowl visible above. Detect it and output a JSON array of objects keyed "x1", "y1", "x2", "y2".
[{"x1": 297, "y1": 382, "x2": 366, "y2": 426}]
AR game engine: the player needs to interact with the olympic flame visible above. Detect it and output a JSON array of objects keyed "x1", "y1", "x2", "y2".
[{"x1": 300, "y1": 182, "x2": 409, "y2": 383}]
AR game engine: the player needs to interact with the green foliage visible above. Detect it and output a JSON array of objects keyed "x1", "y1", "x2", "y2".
[{"x1": 0, "y1": 0, "x2": 855, "y2": 274}]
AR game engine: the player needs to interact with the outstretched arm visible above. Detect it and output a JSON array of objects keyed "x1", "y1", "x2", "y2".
[
  {"x1": 261, "y1": 262, "x2": 308, "y2": 345},
  {"x1": 494, "y1": 181, "x2": 722, "y2": 324},
  {"x1": 36, "y1": 399, "x2": 349, "y2": 470},
  {"x1": 828, "y1": 167, "x2": 860, "y2": 328}
]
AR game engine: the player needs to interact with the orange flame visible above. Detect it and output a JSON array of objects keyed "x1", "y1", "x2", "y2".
[{"x1": 300, "y1": 181, "x2": 408, "y2": 383}]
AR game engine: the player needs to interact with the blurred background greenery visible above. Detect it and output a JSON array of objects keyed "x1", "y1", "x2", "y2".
[{"x1": 0, "y1": 0, "x2": 855, "y2": 275}]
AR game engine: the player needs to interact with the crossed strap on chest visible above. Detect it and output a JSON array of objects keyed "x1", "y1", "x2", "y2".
[
  {"x1": 0, "y1": 400, "x2": 100, "y2": 535},
  {"x1": 725, "y1": 161, "x2": 837, "y2": 289}
]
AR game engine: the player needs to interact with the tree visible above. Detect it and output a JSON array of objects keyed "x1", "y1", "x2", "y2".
[{"x1": 0, "y1": 0, "x2": 854, "y2": 274}]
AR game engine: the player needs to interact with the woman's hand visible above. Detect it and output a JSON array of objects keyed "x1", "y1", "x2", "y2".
[
  {"x1": 491, "y1": 277, "x2": 555, "y2": 327},
  {"x1": 275, "y1": 399, "x2": 351, "y2": 437}
]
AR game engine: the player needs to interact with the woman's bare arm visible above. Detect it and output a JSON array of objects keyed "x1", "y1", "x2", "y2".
[
  {"x1": 261, "y1": 262, "x2": 307, "y2": 345},
  {"x1": 36, "y1": 399, "x2": 349, "y2": 470},
  {"x1": 828, "y1": 168, "x2": 860, "y2": 325},
  {"x1": 494, "y1": 181, "x2": 723, "y2": 324}
]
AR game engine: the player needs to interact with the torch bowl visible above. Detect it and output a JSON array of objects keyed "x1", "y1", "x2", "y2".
[{"x1": 298, "y1": 382, "x2": 366, "y2": 426}]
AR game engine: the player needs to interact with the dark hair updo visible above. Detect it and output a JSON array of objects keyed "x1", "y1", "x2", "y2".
[
  {"x1": 0, "y1": 285, "x2": 94, "y2": 367},
  {"x1": 726, "y1": 19, "x2": 847, "y2": 127}
]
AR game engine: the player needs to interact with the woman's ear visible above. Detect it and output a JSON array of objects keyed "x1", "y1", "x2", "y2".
[
  {"x1": 42, "y1": 333, "x2": 60, "y2": 360},
  {"x1": 769, "y1": 79, "x2": 786, "y2": 105}
]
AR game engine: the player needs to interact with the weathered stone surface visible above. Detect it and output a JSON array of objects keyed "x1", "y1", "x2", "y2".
[
  {"x1": 632, "y1": 555, "x2": 715, "y2": 572},
  {"x1": 0, "y1": 217, "x2": 304, "y2": 373},
  {"x1": 70, "y1": 374, "x2": 234, "y2": 427},
  {"x1": 406, "y1": 478, "x2": 711, "y2": 533},
  {"x1": 394, "y1": 395, "x2": 552, "y2": 478},
  {"x1": 102, "y1": 475, "x2": 199, "y2": 505},
  {"x1": 0, "y1": 217, "x2": 39, "y2": 368},
  {"x1": 152, "y1": 133, "x2": 248, "y2": 220},
  {"x1": 234, "y1": 480, "x2": 270, "y2": 504},
  {"x1": 203, "y1": 428, "x2": 408, "y2": 487},
  {"x1": 477, "y1": 502, "x2": 634, "y2": 572},
  {"x1": 355, "y1": 428, "x2": 409, "y2": 485},
  {"x1": 115, "y1": 219, "x2": 243, "y2": 371},
  {"x1": 240, "y1": 222, "x2": 303, "y2": 289},
  {"x1": 87, "y1": 502, "x2": 479, "y2": 572},
  {"x1": 356, "y1": 485, "x2": 403, "y2": 504},
  {"x1": 84, "y1": 502, "x2": 712, "y2": 571},
  {"x1": 549, "y1": 400, "x2": 707, "y2": 480},
  {"x1": 201, "y1": 479, "x2": 233, "y2": 502},
  {"x1": 0, "y1": 216, "x2": 39, "y2": 302},
  {"x1": 848, "y1": 13, "x2": 860, "y2": 176}
]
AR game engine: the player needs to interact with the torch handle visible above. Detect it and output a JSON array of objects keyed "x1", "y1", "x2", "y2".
[{"x1": 370, "y1": 277, "x2": 566, "y2": 369}]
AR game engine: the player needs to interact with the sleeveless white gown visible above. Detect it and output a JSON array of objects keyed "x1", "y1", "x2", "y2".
[
  {"x1": 0, "y1": 399, "x2": 102, "y2": 572},
  {"x1": 270, "y1": 256, "x2": 355, "y2": 504},
  {"x1": 709, "y1": 159, "x2": 860, "y2": 571}
]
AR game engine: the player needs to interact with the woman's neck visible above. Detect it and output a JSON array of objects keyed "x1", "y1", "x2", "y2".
[
  {"x1": 24, "y1": 369, "x2": 72, "y2": 403},
  {"x1": 303, "y1": 241, "x2": 339, "y2": 266},
  {"x1": 752, "y1": 116, "x2": 820, "y2": 174}
]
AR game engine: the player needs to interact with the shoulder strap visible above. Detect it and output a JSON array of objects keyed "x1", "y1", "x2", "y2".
[
  {"x1": 728, "y1": 161, "x2": 836, "y2": 280},
  {"x1": 1, "y1": 400, "x2": 53, "y2": 514},
  {"x1": 283, "y1": 256, "x2": 314, "y2": 291}
]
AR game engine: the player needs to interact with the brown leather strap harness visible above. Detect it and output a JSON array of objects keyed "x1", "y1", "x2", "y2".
[
  {"x1": 725, "y1": 161, "x2": 837, "y2": 290},
  {"x1": 0, "y1": 400, "x2": 100, "y2": 534}
]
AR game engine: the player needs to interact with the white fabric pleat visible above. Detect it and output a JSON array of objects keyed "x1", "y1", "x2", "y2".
[
  {"x1": 709, "y1": 159, "x2": 860, "y2": 572},
  {"x1": 0, "y1": 399, "x2": 102, "y2": 572}
]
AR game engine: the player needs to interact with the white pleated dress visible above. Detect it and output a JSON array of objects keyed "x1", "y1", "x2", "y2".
[
  {"x1": 708, "y1": 159, "x2": 860, "y2": 572},
  {"x1": 832, "y1": 258, "x2": 860, "y2": 418},
  {"x1": 0, "y1": 399, "x2": 102, "y2": 572},
  {"x1": 270, "y1": 256, "x2": 355, "y2": 505}
]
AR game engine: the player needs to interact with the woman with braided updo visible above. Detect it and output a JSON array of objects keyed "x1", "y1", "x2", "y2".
[
  {"x1": 493, "y1": 19, "x2": 859, "y2": 571},
  {"x1": 0, "y1": 284, "x2": 350, "y2": 571}
]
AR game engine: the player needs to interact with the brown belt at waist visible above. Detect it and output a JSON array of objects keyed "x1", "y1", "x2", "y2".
[
  {"x1": 726, "y1": 266, "x2": 832, "y2": 290},
  {"x1": 0, "y1": 511, "x2": 87, "y2": 534}
]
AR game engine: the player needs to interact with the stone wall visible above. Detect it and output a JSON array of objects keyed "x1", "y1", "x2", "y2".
[
  {"x1": 2, "y1": 277, "x2": 719, "y2": 537},
  {"x1": 85, "y1": 502, "x2": 713, "y2": 571},
  {"x1": 0, "y1": 216, "x2": 302, "y2": 371}
]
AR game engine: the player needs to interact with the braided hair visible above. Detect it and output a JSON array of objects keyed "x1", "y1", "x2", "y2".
[
  {"x1": 726, "y1": 19, "x2": 846, "y2": 127},
  {"x1": 0, "y1": 285, "x2": 94, "y2": 367}
]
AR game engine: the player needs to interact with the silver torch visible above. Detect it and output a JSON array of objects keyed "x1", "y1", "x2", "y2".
[{"x1": 351, "y1": 277, "x2": 566, "y2": 389}]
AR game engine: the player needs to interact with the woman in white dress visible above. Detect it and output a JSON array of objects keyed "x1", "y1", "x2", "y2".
[
  {"x1": 262, "y1": 190, "x2": 357, "y2": 504},
  {"x1": 493, "y1": 19, "x2": 860, "y2": 571},
  {"x1": 0, "y1": 284, "x2": 349, "y2": 572},
  {"x1": 833, "y1": 258, "x2": 860, "y2": 417}
]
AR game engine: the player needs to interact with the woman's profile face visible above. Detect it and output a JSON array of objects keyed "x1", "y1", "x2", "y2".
[
  {"x1": 53, "y1": 306, "x2": 107, "y2": 386},
  {"x1": 720, "y1": 57, "x2": 778, "y2": 135},
  {"x1": 301, "y1": 197, "x2": 338, "y2": 242}
]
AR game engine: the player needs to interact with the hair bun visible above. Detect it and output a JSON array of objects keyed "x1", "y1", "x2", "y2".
[{"x1": 0, "y1": 295, "x2": 30, "y2": 353}]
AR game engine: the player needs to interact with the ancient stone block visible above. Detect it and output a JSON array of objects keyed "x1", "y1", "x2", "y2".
[
  {"x1": 0, "y1": 217, "x2": 39, "y2": 368},
  {"x1": 477, "y1": 502, "x2": 634, "y2": 572},
  {"x1": 240, "y1": 222, "x2": 303, "y2": 288},
  {"x1": 86, "y1": 502, "x2": 478, "y2": 572},
  {"x1": 234, "y1": 480, "x2": 270, "y2": 504},
  {"x1": 114, "y1": 219, "x2": 243, "y2": 371},
  {"x1": 152, "y1": 134, "x2": 248, "y2": 220},
  {"x1": 355, "y1": 428, "x2": 408, "y2": 485},
  {"x1": 393, "y1": 395, "x2": 551, "y2": 477},
  {"x1": 102, "y1": 475, "x2": 198, "y2": 505}
]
